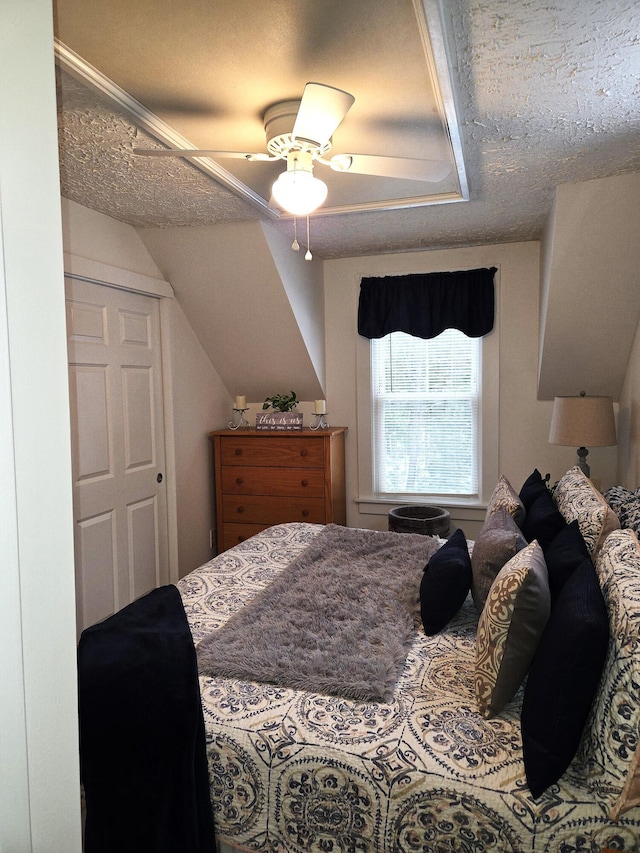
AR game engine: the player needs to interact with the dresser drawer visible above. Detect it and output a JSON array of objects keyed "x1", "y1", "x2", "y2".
[
  {"x1": 222, "y1": 494, "x2": 326, "y2": 525},
  {"x1": 220, "y1": 435, "x2": 325, "y2": 467},
  {"x1": 221, "y1": 466, "x2": 325, "y2": 497},
  {"x1": 211, "y1": 428, "x2": 347, "y2": 553}
]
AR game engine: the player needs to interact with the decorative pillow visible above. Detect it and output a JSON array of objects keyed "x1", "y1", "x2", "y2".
[
  {"x1": 485, "y1": 475, "x2": 526, "y2": 527},
  {"x1": 603, "y1": 485, "x2": 640, "y2": 538},
  {"x1": 475, "y1": 541, "x2": 550, "y2": 718},
  {"x1": 471, "y1": 507, "x2": 527, "y2": 613},
  {"x1": 544, "y1": 519, "x2": 590, "y2": 604},
  {"x1": 604, "y1": 485, "x2": 636, "y2": 515},
  {"x1": 420, "y1": 528, "x2": 472, "y2": 635},
  {"x1": 554, "y1": 466, "x2": 620, "y2": 557},
  {"x1": 618, "y1": 495, "x2": 640, "y2": 537},
  {"x1": 605, "y1": 493, "x2": 640, "y2": 539},
  {"x1": 520, "y1": 487, "x2": 566, "y2": 551},
  {"x1": 519, "y1": 468, "x2": 548, "y2": 511},
  {"x1": 579, "y1": 529, "x2": 640, "y2": 819},
  {"x1": 521, "y1": 555, "x2": 609, "y2": 798}
]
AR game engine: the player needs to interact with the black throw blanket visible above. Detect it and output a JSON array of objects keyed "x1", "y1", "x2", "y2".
[{"x1": 78, "y1": 585, "x2": 216, "y2": 853}]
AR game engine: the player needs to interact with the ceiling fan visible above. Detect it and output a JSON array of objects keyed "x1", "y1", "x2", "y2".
[{"x1": 133, "y1": 82, "x2": 452, "y2": 216}]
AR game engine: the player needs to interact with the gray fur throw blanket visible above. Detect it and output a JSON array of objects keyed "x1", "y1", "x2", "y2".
[{"x1": 197, "y1": 524, "x2": 440, "y2": 702}]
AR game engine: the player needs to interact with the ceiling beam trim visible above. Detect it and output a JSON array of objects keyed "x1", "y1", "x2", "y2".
[
  {"x1": 412, "y1": 0, "x2": 469, "y2": 202},
  {"x1": 54, "y1": 39, "x2": 279, "y2": 219}
]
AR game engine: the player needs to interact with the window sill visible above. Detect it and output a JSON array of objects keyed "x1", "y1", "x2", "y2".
[{"x1": 355, "y1": 496, "x2": 487, "y2": 520}]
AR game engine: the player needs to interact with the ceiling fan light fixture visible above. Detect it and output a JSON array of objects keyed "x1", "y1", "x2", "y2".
[{"x1": 271, "y1": 150, "x2": 328, "y2": 216}]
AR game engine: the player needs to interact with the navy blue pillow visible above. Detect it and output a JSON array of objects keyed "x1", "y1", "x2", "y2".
[
  {"x1": 521, "y1": 488, "x2": 566, "y2": 551},
  {"x1": 544, "y1": 520, "x2": 590, "y2": 604},
  {"x1": 521, "y1": 556, "x2": 609, "y2": 799},
  {"x1": 519, "y1": 469, "x2": 548, "y2": 511},
  {"x1": 420, "y1": 528, "x2": 471, "y2": 635}
]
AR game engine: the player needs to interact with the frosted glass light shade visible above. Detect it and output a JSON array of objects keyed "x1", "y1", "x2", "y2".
[{"x1": 271, "y1": 169, "x2": 328, "y2": 216}]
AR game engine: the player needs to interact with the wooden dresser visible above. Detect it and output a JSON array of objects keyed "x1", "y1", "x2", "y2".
[{"x1": 211, "y1": 427, "x2": 347, "y2": 553}]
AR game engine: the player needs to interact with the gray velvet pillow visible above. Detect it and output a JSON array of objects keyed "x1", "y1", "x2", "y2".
[{"x1": 471, "y1": 507, "x2": 527, "y2": 613}]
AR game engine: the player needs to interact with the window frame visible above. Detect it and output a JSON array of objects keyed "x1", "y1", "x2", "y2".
[
  {"x1": 370, "y1": 330, "x2": 483, "y2": 500},
  {"x1": 355, "y1": 279, "x2": 499, "y2": 514}
]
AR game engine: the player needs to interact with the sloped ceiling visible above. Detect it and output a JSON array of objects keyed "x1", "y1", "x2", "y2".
[
  {"x1": 138, "y1": 220, "x2": 327, "y2": 401},
  {"x1": 53, "y1": 0, "x2": 640, "y2": 402},
  {"x1": 54, "y1": 0, "x2": 465, "y2": 236},
  {"x1": 54, "y1": 0, "x2": 640, "y2": 257},
  {"x1": 539, "y1": 171, "x2": 640, "y2": 400}
]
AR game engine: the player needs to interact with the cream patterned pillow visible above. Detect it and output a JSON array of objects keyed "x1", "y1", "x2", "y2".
[
  {"x1": 578, "y1": 529, "x2": 640, "y2": 819},
  {"x1": 475, "y1": 541, "x2": 550, "y2": 718},
  {"x1": 554, "y1": 466, "x2": 620, "y2": 557},
  {"x1": 485, "y1": 475, "x2": 526, "y2": 527},
  {"x1": 604, "y1": 487, "x2": 640, "y2": 538}
]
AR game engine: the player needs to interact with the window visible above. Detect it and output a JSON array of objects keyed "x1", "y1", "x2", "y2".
[{"x1": 371, "y1": 329, "x2": 481, "y2": 498}]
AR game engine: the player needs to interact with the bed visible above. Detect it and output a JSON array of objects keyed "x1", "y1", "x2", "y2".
[{"x1": 176, "y1": 467, "x2": 640, "y2": 853}]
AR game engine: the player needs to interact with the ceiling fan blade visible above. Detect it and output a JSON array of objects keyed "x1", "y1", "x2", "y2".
[
  {"x1": 328, "y1": 153, "x2": 451, "y2": 182},
  {"x1": 292, "y1": 82, "x2": 355, "y2": 148},
  {"x1": 133, "y1": 148, "x2": 276, "y2": 161}
]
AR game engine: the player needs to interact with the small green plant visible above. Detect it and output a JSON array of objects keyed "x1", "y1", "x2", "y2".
[{"x1": 262, "y1": 391, "x2": 298, "y2": 412}]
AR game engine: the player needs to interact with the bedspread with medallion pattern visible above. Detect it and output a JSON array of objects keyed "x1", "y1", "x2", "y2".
[{"x1": 177, "y1": 523, "x2": 640, "y2": 853}]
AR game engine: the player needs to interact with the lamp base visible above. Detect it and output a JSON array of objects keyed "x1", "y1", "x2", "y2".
[{"x1": 576, "y1": 446, "x2": 590, "y2": 478}]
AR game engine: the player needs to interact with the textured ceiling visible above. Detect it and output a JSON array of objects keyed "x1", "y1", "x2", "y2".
[{"x1": 54, "y1": 0, "x2": 640, "y2": 259}]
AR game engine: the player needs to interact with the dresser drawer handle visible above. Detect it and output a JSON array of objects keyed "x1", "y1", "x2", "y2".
[
  {"x1": 235, "y1": 477, "x2": 244, "y2": 485},
  {"x1": 236, "y1": 505, "x2": 244, "y2": 514},
  {"x1": 302, "y1": 509, "x2": 309, "y2": 518},
  {"x1": 300, "y1": 449, "x2": 308, "y2": 457},
  {"x1": 301, "y1": 479, "x2": 308, "y2": 487},
  {"x1": 234, "y1": 448, "x2": 242, "y2": 456}
]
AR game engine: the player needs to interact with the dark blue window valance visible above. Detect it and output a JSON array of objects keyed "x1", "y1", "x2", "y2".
[{"x1": 357, "y1": 267, "x2": 496, "y2": 340}]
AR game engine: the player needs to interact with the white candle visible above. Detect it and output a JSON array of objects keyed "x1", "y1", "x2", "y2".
[
  {"x1": 314, "y1": 399, "x2": 326, "y2": 414},
  {"x1": 234, "y1": 395, "x2": 246, "y2": 409}
]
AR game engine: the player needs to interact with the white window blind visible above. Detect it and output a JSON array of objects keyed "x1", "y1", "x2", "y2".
[{"x1": 371, "y1": 329, "x2": 481, "y2": 497}]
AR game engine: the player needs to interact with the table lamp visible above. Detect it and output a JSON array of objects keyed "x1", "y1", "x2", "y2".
[{"x1": 549, "y1": 392, "x2": 616, "y2": 478}]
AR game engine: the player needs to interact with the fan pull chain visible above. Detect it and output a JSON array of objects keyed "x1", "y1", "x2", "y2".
[
  {"x1": 291, "y1": 216, "x2": 300, "y2": 251},
  {"x1": 305, "y1": 215, "x2": 312, "y2": 261}
]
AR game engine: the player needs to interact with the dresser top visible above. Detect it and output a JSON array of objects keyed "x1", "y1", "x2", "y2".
[{"x1": 210, "y1": 427, "x2": 347, "y2": 437}]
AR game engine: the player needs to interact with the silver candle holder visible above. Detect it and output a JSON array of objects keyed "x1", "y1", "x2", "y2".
[
  {"x1": 229, "y1": 407, "x2": 250, "y2": 430},
  {"x1": 310, "y1": 412, "x2": 329, "y2": 430}
]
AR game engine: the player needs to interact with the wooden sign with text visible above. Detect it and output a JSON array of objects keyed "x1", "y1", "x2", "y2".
[{"x1": 255, "y1": 411, "x2": 304, "y2": 431}]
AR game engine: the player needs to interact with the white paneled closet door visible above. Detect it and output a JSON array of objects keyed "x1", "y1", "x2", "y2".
[{"x1": 66, "y1": 278, "x2": 169, "y2": 635}]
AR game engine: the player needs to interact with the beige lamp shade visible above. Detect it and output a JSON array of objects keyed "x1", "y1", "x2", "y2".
[{"x1": 549, "y1": 394, "x2": 616, "y2": 476}]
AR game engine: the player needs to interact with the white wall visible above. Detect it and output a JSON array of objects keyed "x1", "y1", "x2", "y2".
[
  {"x1": 0, "y1": 1, "x2": 82, "y2": 849},
  {"x1": 618, "y1": 319, "x2": 640, "y2": 489},
  {"x1": 61, "y1": 200, "x2": 229, "y2": 574},
  {"x1": 169, "y1": 299, "x2": 230, "y2": 573},
  {"x1": 324, "y1": 241, "x2": 618, "y2": 538},
  {"x1": 62, "y1": 198, "x2": 166, "y2": 279},
  {"x1": 61, "y1": 201, "x2": 627, "y2": 564}
]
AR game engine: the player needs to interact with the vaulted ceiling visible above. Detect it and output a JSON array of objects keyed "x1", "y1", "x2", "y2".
[
  {"x1": 53, "y1": 0, "x2": 640, "y2": 405},
  {"x1": 54, "y1": 0, "x2": 640, "y2": 259}
]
